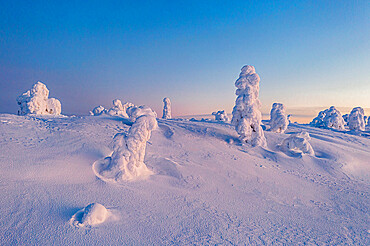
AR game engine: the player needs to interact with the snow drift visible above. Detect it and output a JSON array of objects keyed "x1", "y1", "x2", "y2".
[
  {"x1": 70, "y1": 203, "x2": 109, "y2": 228},
  {"x1": 231, "y1": 65, "x2": 266, "y2": 147},
  {"x1": 162, "y1": 97, "x2": 172, "y2": 119},
  {"x1": 279, "y1": 131, "x2": 314, "y2": 156},
  {"x1": 93, "y1": 105, "x2": 158, "y2": 182},
  {"x1": 269, "y1": 103, "x2": 289, "y2": 133},
  {"x1": 17, "y1": 81, "x2": 61, "y2": 115},
  {"x1": 310, "y1": 106, "x2": 345, "y2": 130},
  {"x1": 212, "y1": 110, "x2": 229, "y2": 122},
  {"x1": 348, "y1": 107, "x2": 365, "y2": 131}
]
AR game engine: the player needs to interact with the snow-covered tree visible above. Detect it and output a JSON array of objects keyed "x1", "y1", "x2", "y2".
[
  {"x1": 310, "y1": 106, "x2": 345, "y2": 130},
  {"x1": 90, "y1": 106, "x2": 106, "y2": 116},
  {"x1": 17, "y1": 81, "x2": 61, "y2": 115},
  {"x1": 231, "y1": 65, "x2": 266, "y2": 147},
  {"x1": 342, "y1": 114, "x2": 349, "y2": 124},
  {"x1": 348, "y1": 107, "x2": 365, "y2": 131},
  {"x1": 269, "y1": 103, "x2": 289, "y2": 133},
  {"x1": 212, "y1": 110, "x2": 229, "y2": 122},
  {"x1": 107, "y1": 99, "x2": 134, "y2": 118},
  {"x1": 279, "y1": 132, "x2": 314, "y2": 156},
  {"x1": 162, "y1": 97, "x2": 172, "y2": 119},
  {"x1": 95, "y1": 105, "x2": 157, "y2": 181}
]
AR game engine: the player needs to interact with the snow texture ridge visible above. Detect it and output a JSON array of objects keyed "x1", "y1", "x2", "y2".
[
  {"x1": 279, "y1": 131, "x2": 315, "y2": 156},
  {"x1": 231, "y1": 65, "x2": 266, "y2": 147},
  {"x1": 162, "y1": 97, "x2": 172, "y2": 119},
  {"x1": 93, "y1": 106, "x2": 158, "y2": 182},
  {"x1": 348, "y1": 107, "x2": 365, "y2": 131},
  {"x1": 212, "y1": 110, "x2": 229, "y2": 122},
  {"x1": 16, "y1": 81, "x2": 61, "y2": 115},
  {"x1": 269, "y1": 103, "x2": 289, "y2": 133},
  {"x1": 310, "y1": 106, "x2": 345, "y2": 130},
  {"x1": 70, "y1": 203, "x2": 109, "y2": 228}
]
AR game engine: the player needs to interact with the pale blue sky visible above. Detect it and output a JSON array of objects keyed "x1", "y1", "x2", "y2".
[{"x1": 0, "y1": 0, "x2": 369, "y2": 116}]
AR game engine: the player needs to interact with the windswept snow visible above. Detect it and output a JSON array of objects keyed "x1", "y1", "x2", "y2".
[
  {"x1": 212, "y1": 110, "x2": 229, "y2": 122},
  {"x1": 269, "y1": 103, "x2": 289, "y2": 133},
  {"x1": 0, "y1": 114, "x2": 369, "y2": 245},
  {"x1": 70, "y1": 203, "x2": 109, "y2": 228},
  {"x1": 93, "y1": 106, "x2": 158, "y2": 182},
  {"x1": 162, "y1": 97, "x2": 172, "y2": 119},
  {"x1": 231, "y1": 65, "x2": 267, "y2": 147},
  {"x1": 17, "y1": 81, "x2": 61, "y2": 115},
  {"x1": 348, "y1": 107, "x2": 365, "y2": 131}
]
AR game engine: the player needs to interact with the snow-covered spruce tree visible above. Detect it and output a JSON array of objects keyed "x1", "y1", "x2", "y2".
[
  {"x1": 279, "y1": 132, "x2": 314, "y2": 156},
  {"x1": 231, "y1": 65, "x2": 266, "y2": 147},
  {"x1": 269, "y1": 103, "x2": 289, "y2": 133},
  {"x1": 107, "y1": 99, "x2": 134, "y2": 118},
  {"x1": 95, "y1": 105, "x2": 157, "y2": 181},
  {"x1": 162, "y1": 97, "x2": 171, "y2": 119},
  {"x1": 348, "y1": 107, "x2": 365, "y2": 131},
  {"x1": 310, "y1": 106, "x2": 345, "y2": 130},
  {"x1": 17, "y1": 81, "x2": 61, "y2": 115},
  {"x1": 90, "y1": 106, "x2": 106, "y2": 116},
  {"x1": 212, "y1": 110, "x2": 229, "y2": 122}
]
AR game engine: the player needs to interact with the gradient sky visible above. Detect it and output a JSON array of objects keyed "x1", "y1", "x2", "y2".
[{"x1": 1, "y1": 0, "x2": 369, "y2": 117}]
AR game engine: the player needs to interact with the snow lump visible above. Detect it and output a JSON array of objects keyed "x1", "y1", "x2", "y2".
[
  {"x1": 269, "y1": 103, "x2": 289, "y2": 133},
  {"x1": 70, "y1": 203, "x2": 109, "y2": 228},
  {"x1": 231, "y1": 65, "x2": 266, "y2": 147},
  {"x1": 93, "y1": 105, "x2": 158, "y2": 182},
  {"x1": 279, "y1": 132, "x2": 314, "y2": 156},
  {"x1": 17, "y1": 81, "x2": 61, "y2": 115},
  {"x1": 212, "y1": 110, "x2": 229, "y2": 122}
]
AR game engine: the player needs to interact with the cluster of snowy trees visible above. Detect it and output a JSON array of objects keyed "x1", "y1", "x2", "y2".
[
  {"x1": 90, "y1": 100, "x2": 135, "y2": 117},
  {"x1": 311, "y1": 106, "x2": 368, "y2": 131},
  {"x1": 17, "y1": 81, "x2": 61, "y2": 115}
]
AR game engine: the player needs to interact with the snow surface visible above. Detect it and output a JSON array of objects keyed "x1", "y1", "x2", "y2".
[
  {"x1": 162, "y1": 97, "x2": 172, "y2": 119},
  {"x1": 0, "y1": 114, "x2": 369, "y2": 245},
  {"x1": 212, "y1": 110, "x2": 229, "y2": 122},
  {"x1": 231, "y1": 65, "x2": 267, "y2": 147},
  {"x1": 269, "y1": 103, "x2": 289, "y2": 133},
  {"x1": 17, "y1": 81, "x2": 61, "y2": 115}
]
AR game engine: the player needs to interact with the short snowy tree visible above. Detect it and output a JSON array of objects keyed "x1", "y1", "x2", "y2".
[
  {"x1": 231, "y1": 65, "x2": 266, "y2": 147},
  {"x1": 279, "y1": 132, "x2": 314, "y2": 156},
  {"x1": 17, "y1": 81, "x2": 61, "y2": 115},
  {"x1": 269, "y1": 103, "x2": 289, "y2": 133},
  {"x1": 94, "y1": 105, "x2": 157, "y2": 182},
  {"x1": 107, "y1": 99, "x2": 134, "y2": 118},
  {"x1": 212, "y1": 110, "x2": 229, "y2": 122},
  {"x1": 348, "y1": 107, "x2": 365, "y2": 131},
  {"x1": 162, "y1": 97, "x2": 172, "y2": 119},
  {"x1": 90, "y1": 106, "x2": 106, "y2": 116},
  {"x1": 310, "y1": 106, "x2": 345, "y2": 130}
]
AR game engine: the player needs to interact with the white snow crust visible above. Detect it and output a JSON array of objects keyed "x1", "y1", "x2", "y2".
[
  {"x1": 348, "y1": 107, "x2": 365, "y2": 131},
  {"x1": 269, "y1": 103, "x2": 289, "y2": 133},
  {"x1": 231, "y1": 65, "x2": 266, "y2": 147},
  {"x1": 162, "y1": 97, "x2": 172, "y2": 119},
  {"x1": 310, "y1": 106, "x2": 345, "y2": 130},
  {"x1": 93, "y1": 106, "x2": 158, "y2": 182},
  {"x1": 212, "y1": 110, "x2": 229, "y2": 122},
  {"x1": 17, "y1": 81, "x2": 61, "y2": 115}
]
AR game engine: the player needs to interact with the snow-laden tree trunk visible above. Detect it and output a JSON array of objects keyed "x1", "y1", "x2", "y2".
[{"x1": 231, "y1": 65, "x2": 266, "y2": 147}]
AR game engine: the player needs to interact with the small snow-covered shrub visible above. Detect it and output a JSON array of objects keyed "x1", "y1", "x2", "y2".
[
  {"x1": 269, "y1": 103, "x2": 289, "y2": 133},
  {"x1": 310, "y1": 106, "x2": 345, "y2": 130},
  {"x1": 348, "y1": 107, "x2": 365, "y2": 131},
  {"x1": 17, "y1": 81, "x2": 61, "y2": 115},
  {"x1": 212, "y1": 110, "x2": 229, "y2": 122},
  {"x1": 162, "y1": 97, "x2": 172, "y2": 119},
  {"x1": 107, "y1": 99, "x2": 134, "y2": 118},
  {"x1": 90, "y1": 106, "x2": 106, "y2": 116},
  {"x1": 231, "y1": 65, "x2": 266, "y2": 147},
  {"x1": 93, "y1": 106, "x2": 157, "y2": 182},
  {"x1": 70, "y1": 203, "x2": 109, "y2": 228},
  {"x1": 279, "y1": 132, "x2": 314, "y2": 156}
]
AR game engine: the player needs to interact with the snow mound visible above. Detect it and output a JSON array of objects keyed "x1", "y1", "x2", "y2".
[
  {"x1": 212, "y1": 110, "x2": 229, "y2": 122},
  {"x1": 231, "y1": 65, "x2": 266, "y2": 147},
  {"x1": 93, "y1": 106, "x2": 158, "y2": 182},
  {"x1": 70, "y1": 203, "x2": 109, "y2": 228},
  {"x1": 310, "y1": 106, "x2": 345, "y2": 130},
  {"x1": 269, "y1": 103, "x2": 289, "y2": 133},
  {"x1": 348, "y1": 107, "x2": 365, "y2": 131},
  {"x1": 279, "y1": 132, "x2": 314, "y2": 156},
  {"x1": 16, "y1": 81, "x2": 61, "y2": 115},
  {"x1": 162, "y1": 97, "x2": 171, "y2": 119}
]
